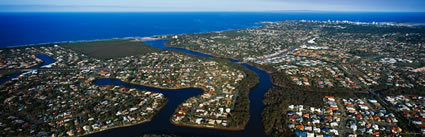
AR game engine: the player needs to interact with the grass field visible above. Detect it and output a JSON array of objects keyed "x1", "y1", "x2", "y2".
[{"x1": 61, "y1": 39, "x2": 159, "y2": 59}]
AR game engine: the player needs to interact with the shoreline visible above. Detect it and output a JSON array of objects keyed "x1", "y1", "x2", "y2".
[
  {"x1": 3, "y1": 19, "x2": 422, "y2": 49},
  {"x1": 97, "y1": 76, "x2": 209, "y2": 92},
  {"x1": 163, "y1": 41, "x2": 242, "y2": 61},
  {"x1": 139, "y1": 37, "x2": 162, "y2": 41},
  {"x1": 167, "y1": 72, "x2": 262, "y2": 132},
  {"x1": 169, "y1": 119, "x2": 244, "y2": 131},
  {"x1": 77, "y1": 98, "x2": 168, "y2": 137},
  {"x1": 80, "y1": 99, "x2": 169, "y2": 137},
  {"x1": 94, "y1": 50, "x2": 263, "y2": 131},
  {"x1": 245, "y1": 63, "x2": 274, "y2": 74},
  {"x1": 96, "y1": 77, "x2": 251, "y2": 131},
  {"x1": 163, "y1": 40, "x2": 276, "y2": 81},
  {"x1": 160, "y1": 41, "x2": 273, "y2": 131},
  {"x1": 1, "y1": 23, "x2": 262, "y2": 49},
  {"x1": 79, "y1": 120, "x2": 151, "y2": 137}
]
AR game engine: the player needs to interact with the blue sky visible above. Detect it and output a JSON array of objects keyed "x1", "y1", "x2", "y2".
[{"x1": 0, "y1": 0, "x2": 424, "y2": 12}]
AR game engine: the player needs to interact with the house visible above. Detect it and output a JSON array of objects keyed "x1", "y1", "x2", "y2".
[
  {"x1": 307, "y1": 132, "x2": 314, "y2": 137},
  {"x1": 305, "y1": 126, "x2": 312, "y2": 131},
  {"x1": 296, "y1": 125, "x2": 305, "y2": 131},
  {"x1": 288, "y1": 124, "x2": 296, "y2": 129},
  {"x1": 296, "y1": 117, "x2": 303, "y2": 122},
  {"x1": 350, "y1": 124, "x2": 358, "y2": 131},
  {"x1": 196, "y1": 118, "x2": 202, "y2": 124},
  {"x1": 289, "y1": 105, "x2": 295, "y2": 110},
  {"x1": 329, "y1": 128, "x2": 339, "y2": 135},
  {"x1": 313, "y1": 127, "x2": 321, "y2": 133},
  {"x1": 359, "y1": 105, "x2": 369, "y2": 110},
  {"x1": 330, "y1": 121, "x2": 338, "y2": 127}
]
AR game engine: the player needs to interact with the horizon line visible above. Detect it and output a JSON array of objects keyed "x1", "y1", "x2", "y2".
[{"x1": 1, "y1": 10, "x2": 425, "y2": 13}]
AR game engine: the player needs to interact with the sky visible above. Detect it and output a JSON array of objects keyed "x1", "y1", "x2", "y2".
[{"x1": 0, "y1": 0, "x2": 424, "y2": 12}]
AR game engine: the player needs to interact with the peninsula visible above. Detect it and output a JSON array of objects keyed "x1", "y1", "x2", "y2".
[{"x1": 0, "y1": 39, "x2": 257, "y2": 136}]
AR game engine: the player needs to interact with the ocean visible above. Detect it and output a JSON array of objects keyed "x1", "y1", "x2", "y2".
[{"x1": 1, "y1": 12, "x2": 425, "y2": 48}]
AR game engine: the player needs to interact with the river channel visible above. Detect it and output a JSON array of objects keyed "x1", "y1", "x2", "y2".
[
  {"x1": 0, "y1": 54, "x2": 56, "y2": 84},
  {"x1": 89, "y1": 40, "x2": 274, "y2": 137},
  {"x1": 1, "y1": 40, "x2": 274, "y2": 137}
]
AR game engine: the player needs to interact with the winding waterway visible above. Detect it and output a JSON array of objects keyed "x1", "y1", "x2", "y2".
[
  {"x1": 0, "y1": 54, "x2": 56, "y2": 84},
  {"x1": 89, "y1": 40, "x2": 274, "y2": 137}
]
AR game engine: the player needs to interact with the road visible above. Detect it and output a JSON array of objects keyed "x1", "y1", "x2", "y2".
[{"x1": 246, "y1": 37, "x2": 313, "y2": 63}]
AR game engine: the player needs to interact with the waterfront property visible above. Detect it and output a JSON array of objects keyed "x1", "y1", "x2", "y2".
[
  {"x1": 0, "y1": 45, "x2": 168, "y2": 136},
  {"x1": 0, "y1": 38, "x2": 253, "y2": 136}
]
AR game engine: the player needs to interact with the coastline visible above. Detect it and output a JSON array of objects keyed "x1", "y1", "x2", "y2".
[
  {"x1": 80, "y1": 99, "x2": 169, "y2": 137},
  {"x1": 4, "y1": 19, "x2": 422, "y2": 49},
  {"x1": 139, "y1": 37, "x2": 162, "y2": 41},
  {"x1": 1, "y1": 23, "x2": 262, "y2": 49}
]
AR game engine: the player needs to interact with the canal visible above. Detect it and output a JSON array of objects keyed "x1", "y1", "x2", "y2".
[
  {"x1": 89, "y1": 40, "x2": 274, "y2": 137},
  {"x1": 0, "y1": 54, "x2": 56, "y2": 84}
]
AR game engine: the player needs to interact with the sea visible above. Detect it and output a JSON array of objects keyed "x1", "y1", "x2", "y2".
[{"x1": 1, "y1": 12, "x2": 425, "y2": 48}]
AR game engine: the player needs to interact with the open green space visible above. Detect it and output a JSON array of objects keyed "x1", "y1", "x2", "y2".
[{"x1": 61, "y1": 39, "x2": 159, "y2": 59}]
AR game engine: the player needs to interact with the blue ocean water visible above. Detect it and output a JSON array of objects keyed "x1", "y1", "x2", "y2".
[{"x1": 1, "y1": 12, "x2": 425, "y2": 48}]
